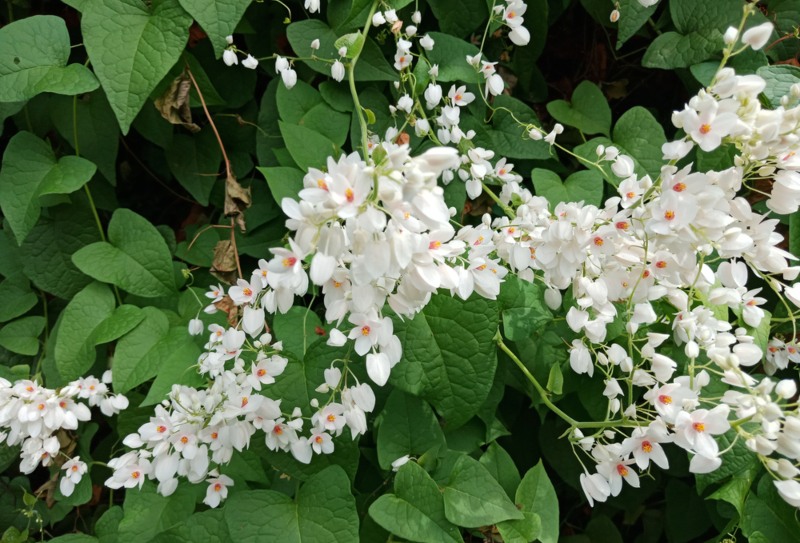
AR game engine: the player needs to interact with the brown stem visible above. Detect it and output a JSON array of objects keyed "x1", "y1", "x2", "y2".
[{"x1": 185, "y1": 64, "x2": 232, "y2": 179}]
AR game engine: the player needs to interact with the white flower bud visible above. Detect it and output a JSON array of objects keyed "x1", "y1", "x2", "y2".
[
  {"x1": 331, "y1": 60, "x2": 345, "y2": 82},
  {"x1": 242, "y1": 54, "x2": 258, "y2": 70},
  {"x1": 372, "y1": 12, "x2": 386, "y2": 26},
  {"x1": 310, "y1": 38, "x2": 320, "y2": 50},
  {"x1": 742, "y1": 22, "x2": 774, "y2": 51},
  {"x1": 723, "y1": 26, "x2": 739, "y2": 45}
]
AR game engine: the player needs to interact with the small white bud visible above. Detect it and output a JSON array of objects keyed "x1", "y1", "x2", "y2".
[
  {"x1": 411, "y1": 11, "x2": 421, "y2": 24},
  {"x1": 310, "y1": 38, "x2": 320, "y2": 50},
  {"x1": 609, "y1": 9, "x2": 620, "y2": 23}
]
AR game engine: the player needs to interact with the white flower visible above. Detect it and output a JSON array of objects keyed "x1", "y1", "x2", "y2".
[
  {"x1": 580, "y1": 471, "x2": 611, "y2": 506},
  {"x1": 775, "y1": 479, "x2": 800, "y2": 508},
  {"x1": 222, "y1": 49, "x2": 238, "y2": 67},
  {"x1": 419, "y1": 34, "x2": 435, "y2": 51},
  {"x1": 242, "y1": 54, "x2": 259, "y2": 70},
  {"x1": 281, "y1": 68, "x2": 297, "y2": 89},
  {"x1": 509, "y1": 25, "x2": 530, "y2": 46},
  {"x1": 391, "y1": 455, "x2": 411, "y2": 471},
  {"x1": 60, "y1": 457, "x2": 87, "y2": 497},
  {"x1": 396, "y1": 94, "x2": 413, "y2": 113},
  {"x1": 310, "y1": 39, "x2": 320, "y2": 50},
  {"x1": 372, "y1": 12, "x2": 386, "y2": 26},
  {"x1": 742, "y1": 22, "x2": 774, "y2": 50},
  {"x1": 331, "y1": 60, "x2": 345, "y2": 82},
  {"x1": 188, "y1": 318, "x2": 203, "y2": 336},
  {"x1": 203, "y1": 474, "x2": 234, "y2": 508}
]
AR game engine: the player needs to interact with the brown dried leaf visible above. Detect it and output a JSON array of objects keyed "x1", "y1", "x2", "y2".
[
  {"x1": 212, "y1": 240, "x2": 237, "y2": 273},
  {"x1": 214, "y1": 295, "x2": 239, "y2": 327},
  {"x1": 154, "y1": 72, "x2": 201, "y2": 132},
  {"x1": 224, "y1": 174, "x2": 251, "y2": 232}
]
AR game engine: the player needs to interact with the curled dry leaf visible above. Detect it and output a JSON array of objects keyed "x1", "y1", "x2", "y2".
[
  {"x1": 154, "y1": 71, "x2": 201, "y2": 133},
  {"x1": 224, "y1": 174, "x2": 252, "y2": 232}
]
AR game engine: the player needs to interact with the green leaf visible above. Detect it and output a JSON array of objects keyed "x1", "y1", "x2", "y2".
[
  {"x1": 369, "y1": 462, "x2": 464, "y2": 543},
  {"x1": 546, "y1": 81, "x2": 611, "y2": 136},
  {"x1": 279, "y1": 121, "x2": 340, "y2": 171},
  {"x1": 111, "y1": 308, "x2": 170, "y2": 393},
  {"x1": 54, "y1": 474, "x2": 93, "y2": 507},
  {"x1": 427, "y1": 0, "x2": 488, "y2": 37},
  {"x1": 757, "y1": 65, "x2": 800, "y2": 108},
  {"x1": 443, "y1": 455, "x2": 524, "y2": 527},
  {"x1": 93, "y1": 305, "x2": 146, "y2": 345},
  {"x1": 334, "y1": 32, "x2": 365, "y2": 58},
  {"x1": 72, "y1": 209, "x2": 177, "y2": 297},
  {"x1": 546, "y1": 363, "x2": 564, "y2": 395},
  {"x1": 741, "y1": 475, "x2": 800, "y2": 542},
  {"x1": 272, "y1": 306, "x2": 324, "y2": 358},
  {"x1": 50, "y1": 91, "x2": 120, "y2": 185},
  {"x1": 177, "y1": 0, "x2": 252, "y2": 57},
  {"x1": 642, "y1": 30, "x2": 724, "y2": 69},
  {"x1": 531, "y1": 168, "x2": 603, "y2": 209},
  {"x1": 479, "y1": 443, "x2": 521, "y2": 500},
  {"x1": 166, "y1": 129, "x2": 222, "y2": 205},
  {"x1": 0, "y1": 131, "x2": 97, "y2": 244},
  {"x1": 469, "y1": 95, "x2": 550, "y2": 160},
  {"x1": 258, "y1": 167, "x2": 305, "y2": 205},
  {"x1": 0, "y1": 274, "x2": 38, "y2": 323},
  {"x1": 18, "y1": 202, "x2": 100, "y2": 299},
  {"x1": 391, "y1": 295, "x2": 500, "y2": 428},
  {"x1": 611, "y1": 106, "x2": 667, "y2": 180},
  {"x1": 377, "y1": 390, "x2": 446, "y2": 470},
  {"x1": 0, "y1": 317, "x2": 45, "y2": 356},
  {"x1": 82, "y1": 0, "x2": 193, "y2": 134},
  {"x1": 670, "y1": 0, "x2": 745, "y2": 34},
  {"x1": 141, "y1": 328, "x2": 203, "y2": 405},
  {"x1": 224, "y1": 466, "x2": 359, "y2": 543},
  {"x1": 277, "y1": 81, "x2": 351, "y2": 147},
  {"x1": 502, "y1": 460, "x2": 559, "y2": 543},
  {"x1": 286, "y1": 19, "x2": 396, "y2": 82},
  {"x1": 0, "y1": 15, "x2": 99, "y2": 102},
  {"x1": 616, "y1": 0, "x2": 658, "y2": 49},
  {"x1": 117, "y1": 482, "x2": 198, "y2": 542},
  {"x1": 791, "y1": 212, "x2": 800, "y2": 259},
  {"x1": 425, "y1": 32, "x2": 482, "y2": 84},
  {"x1": 152, "y1": 509, "x2": 233, "y2": 543},
  {"x1": 55, "y1": 282, "x2": 116, "y2": 381}
]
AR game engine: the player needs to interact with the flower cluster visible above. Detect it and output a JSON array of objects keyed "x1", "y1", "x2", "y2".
[{"x1": 0, "y1": 373, "x2": 127, "y2": 494}]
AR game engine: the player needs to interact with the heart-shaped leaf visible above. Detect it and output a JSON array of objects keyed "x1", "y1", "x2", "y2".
[{"x1": 546, "y1": 80, "x2": 611, "y2": 136}]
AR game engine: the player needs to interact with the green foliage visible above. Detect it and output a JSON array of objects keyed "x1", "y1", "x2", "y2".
[
  {"x1": 0, "y1": 16, "x2": 99, "y2": 102},
  {"x1": 546, "y1": 81, "x2": 611, "y2": 136},
  {"x1": 0, "y1": 131, "x2": 96, "y2": 244},
  {"x1": 224, "y1": 466, "x2": 359, "y2": 542},
  {"x1": 72, "y1": 209, "x2": 178, "y2": 297},
  {"x1": 376, "y1": 389, "x2": 446, "y2": 469},
  {"x1": 81, "y1": 0, "x2": 193, "y2": 133}
]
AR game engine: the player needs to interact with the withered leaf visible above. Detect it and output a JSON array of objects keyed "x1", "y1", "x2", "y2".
[
  {"x1": 154, "y1": 72, "x2": 201, "y2": 133},
  {"x1": 224, "y1": 174, "x2": 251, "y2": 232},
  {"x1": 212, "y1": 240, "x2": 237, "y2": 273}
]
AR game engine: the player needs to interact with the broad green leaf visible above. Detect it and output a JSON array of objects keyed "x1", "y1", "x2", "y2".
[
  {"x1": 546, "y1": 363, "x2": 564, "y2": 395},
  {"x1": 377, "y1": 390, "x2": 446, "y2": 470},
  {"x1": 425, "y1": 32, "x2": 482, "y2": 84},
  {"x1": 277, "y1": 81, "x2": 351, "y2": 147},
  {"x1": 0, "y1": 15, "x2": 99, "y2": 102},
  {"x1": 93, "y1": 305, "x2": 146, "y2": 345},
  {"x1": 286, "y1": 19, "x2": 396, "y2": 82},
  {"x1": 111, "y1": 308, "x2": 170, "y2": 393},
  {"x1": 612, "y1": 106, "x2": 667, "y2": 180},
  {"x1": 427, "y1": 0, "x2": 488, "y2": 37},
  {"x1": 642, "y1": 30, "x2": 724, "y2": 69},
  {"x1": 50, "y1": 91, "x2": 120, "y2": 185},
  {"x1": 279, "y1": 121, "x2": 340, "y2": 171},
  {"x1": 664, "y1": 479, "x2": 712, "y2": 543},
  {"x1": 546, "y1": 81, "x2": 611, "y2": 136},
  {"x1": 0, "y1": 317, "x2": 45, "y2": 356},
  {"x1": 443, "y1": 455, "x2": 524, "y2": 527},
  {"x1": 82, "y1": 0, "x2": 193, "y2": 133},
  {"x1": 584, "y1": 516, "x2": 623, "y2": 543},
  {"x1": 670, "y1": 0, "x2": 747, "y2": 34},
  {"x1": 0, "y1": 274, "x2": 38, "y2": 323},
  {"x1": 616, "y1": 0, "x2": 658, "y2": 49},
  {"x1": 54, "y1": 475, "x2": 93, "y2": 507},
  {"x1": 766, "y1": 0, "x2": 800, "y2": 61},
  {"x1": 18, "y1": 202, "x2": 100, "y2": 299},
  {"x1": 708, "y1": 465, "x2": 759, "y2": 516},
  {"x1": 177, "y1": 0, "x2": 252, "y2": 57},
  {"x1": 369, "y1": 462, "x2": 464, "y2": 543},
  {"x1": 479, "y1": 443, "x2": 521, "y2": 500},
  {"x1": 152, "y1": 509, "x2": 232, "y2": 543},
  {"x1": 757, "y1": 65, "x2": 800, "y2": 108},
  {"x1": 501, "y1": 460, "x2": 559, "y2": 543},
  {"x1": 0, "y1": 131, "x2": 96, "y2": 244},
  {"x1": 258, "y1": 167, "x2": 305, "y2": 205},
  {"x1": 272, "y1": 306, "x2": 325, "y2": 358},
  {"x1": 264, "y1": 431, "x2": 361, "y2": 484},
  {"x1": 55, "y1": 282, "x2": 116, "y2": 381},
  {"x1": 391, "y1": 295, "x2": 500, "y2": 428},
  {"x1": 141, "y1": 328, "x2": 203, "y2": 405},
  {"x1": 224, "y1": 466, "x2": 359, "y2": 543},
  {"x1": 531, "y1": 168, "x2": 603, "y2": 210},
  {"x1": 741, "y1": 475, "x2": 800, "y2": 542},
  {"x1": 72, "y1": 209, "x2": 177, "y2": 297},
  {"x1": 117, "y1": 482, "x2": 198, "y2": 542},
  {"x1": 792, "y1": 212, "x2": 800, "y2": 259},
  {"x1": 469, "y1": 95, "x2": 550, "y2": 160},
  {"x1": 166, "y1": 129, "x2": 222, "y2": 205}
]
